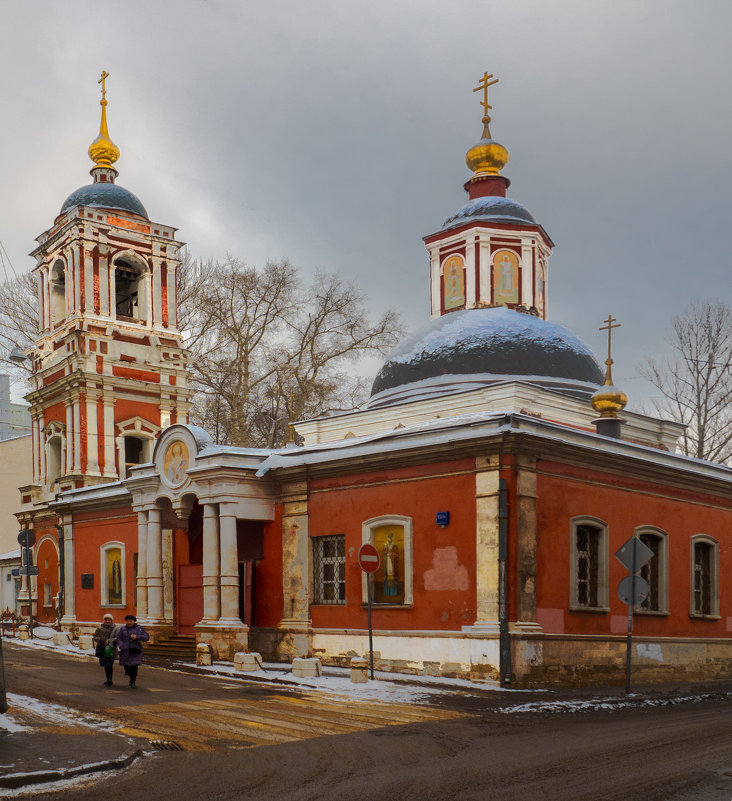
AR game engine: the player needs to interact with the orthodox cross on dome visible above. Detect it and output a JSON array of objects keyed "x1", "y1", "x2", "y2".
[
  {"x1": 473, "y1": 71, "x2": 499, "y2": 121},
  {"x1": 98, "y1": 70, "x2": 110, "y2": 104},
  {"x1": 599, "y1": 314, "x2": 621, "y2": 385}
]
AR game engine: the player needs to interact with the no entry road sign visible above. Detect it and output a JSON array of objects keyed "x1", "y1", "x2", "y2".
[{"x1": 357, "y1": 544, "x2": 380, "y2": 573}]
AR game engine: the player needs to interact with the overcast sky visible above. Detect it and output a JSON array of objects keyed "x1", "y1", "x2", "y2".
[{"x1": 2, "y1": 0, "x2": 731, "y2": 409}]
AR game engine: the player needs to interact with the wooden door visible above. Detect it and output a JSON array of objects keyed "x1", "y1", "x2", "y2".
[{"x1": 176, "y1": 563, "x2": 203, "y2": 635}]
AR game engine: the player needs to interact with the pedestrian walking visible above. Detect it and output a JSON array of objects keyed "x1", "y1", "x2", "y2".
[
  {"x1": 116, "y1": 614, "x2": 149, "y2": 688},
  {"x1": 92, "y1": 613, "x2": 120, "y2": 686}
]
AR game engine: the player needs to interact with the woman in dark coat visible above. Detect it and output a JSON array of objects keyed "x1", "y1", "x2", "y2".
[
  {"x1": 116, "y1": 614, "x2": 149, "y2": 688},
  {"x1": 92, "y1": 614, "x2": 120, "y2": 686}
]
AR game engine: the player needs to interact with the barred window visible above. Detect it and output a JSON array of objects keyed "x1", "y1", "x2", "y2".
[
  {"x1": 313, "y1": 535, "x2": 346, "y2": 605},
  {"x1": 691, "y1": 536, "x2": 718, "y2": 617},
  {"x1": 632, "y1": 528, "x2": 667, "y2": 614},
  {"x1": 570, "y1": 517, "x2": 609, "y2": 611},
  {"x1": 576, "y1": 525, "x2": 599, "y2": 607}
]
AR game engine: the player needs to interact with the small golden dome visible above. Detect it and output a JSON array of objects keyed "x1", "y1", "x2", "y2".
[
  {"x1": 465, "y1": 116, "x2": 509, "y2": 177},
  {"x1": 591, "y1": 384, "x2": 628, "y2": 418},
  {"x1": 89, "y1": 72, "x2": 120, "y2": 169}
]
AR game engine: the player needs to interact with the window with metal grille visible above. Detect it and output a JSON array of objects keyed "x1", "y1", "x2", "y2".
[
  {"x1": 575, "y1": 524, "x2": 599, "y2": 607},
  {"x1": 693, "y1": 541, "x2": 713, "y2": 616},
  {"x1": 313, "y1": 535, "x2": 346, "y2": 605},
  {"x1": 639, "y1": 533, "x2": 662, "y2": 611}
]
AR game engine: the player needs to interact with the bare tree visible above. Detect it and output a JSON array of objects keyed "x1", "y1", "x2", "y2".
[
  {"x1": 0, "y1": 271, "x2": 38, "y2": 383},
  {"x1": 180, "y1": 257, "x2": 403, "y2": 447},
  {"x1": 641, "y1": 301, "x2": 732, "y2": 463}
]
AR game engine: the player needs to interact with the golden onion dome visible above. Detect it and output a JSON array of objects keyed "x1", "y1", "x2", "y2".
[
  {"x1": 591, "y1": 383, "x2": 628, "y2": 418},
  {"x1": 88, "y1": 71, "x2": 120, "y2": 169},
  {"x1": 465, "y1": 116, "x2": 509, "y2": 177}
]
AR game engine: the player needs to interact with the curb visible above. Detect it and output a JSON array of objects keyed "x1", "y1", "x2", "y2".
[{"x1": 0, "y1": 748, "x2": 144, "y2": 790}]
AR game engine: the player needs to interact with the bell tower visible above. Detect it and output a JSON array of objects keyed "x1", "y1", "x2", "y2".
[
  {"x1": 424, "y1": 73, "x2": 554, "y2": 320},
  {"x1": 22, "y1": 73, "x2": 192, "y2": 501}
]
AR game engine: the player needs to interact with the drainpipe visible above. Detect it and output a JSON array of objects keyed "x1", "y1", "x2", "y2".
[{"x1": 498, "y1": 477, "x2": 511, "y2": 687}]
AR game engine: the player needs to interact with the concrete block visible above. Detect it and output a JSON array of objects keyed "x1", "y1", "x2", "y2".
[
  {"x1": 234, "y1": 652, "x2": 263, "y2": 672},
  {"x1": 53, "y1": 631, "x2": 70, "y2": 646},
  {"x1": 18, "y1": 626, "x2": 29, "y2": 641},
  {"x1": 78, "y1": 634, "x2": 94, "y2": 650},
  {"x1": 350, "y1": 657, "x2": 368, "y2": 683},
  {"x1": 292, "y1": 657, "x2": 322, "y2": 678},
  {"x1": 196, "y1": 643, "x2": 212, "y2": 666}
]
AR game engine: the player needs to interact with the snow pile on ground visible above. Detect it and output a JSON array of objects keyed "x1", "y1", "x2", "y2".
[
  {"x1": 499, "y1": 691, "x2": 732, "y2": 715},
  {"x1": 1, "y1": 693, "x2": 117, "y2": 733}
]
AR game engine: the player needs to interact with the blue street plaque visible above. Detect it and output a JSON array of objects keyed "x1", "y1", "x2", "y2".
[{"x1": 436, "y1": 511, "x2": 450, "y2": 527}]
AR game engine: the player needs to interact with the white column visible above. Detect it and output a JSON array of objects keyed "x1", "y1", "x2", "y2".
[
  {"x1": 145, "y1": 268, "x2": 153, "y2": 325},
  {"x1": 136, "y1": 511, "x2": 148, "y2": 620},
  {"x1": 60, "y1": 518, "x2": 76, "y2": 625},
  {"x1": 200, "y1": 503, "x2": 221, "y2": 623},
  {"x1": 219, "y1": 503, "x2": 242, "y2": 624},
  {"x1": 72, "y1": 400, "x2": 81, "y2": 474},
  {"x1": 479, "y1": 234, "x2": 491, "y2": 306},
  {"x1": 32, "y1": 415, "x2": 41, "y2": 484},
  {"x1": 465, "y1": 238, "x2": 476, "y2": 309},
  {"x1": 64, "y1": 402, "x2": 72, "y2": 475},
  {"x1": 102, "y1": 396, "x2": 116, "y2": 477},
  {"x1": 86, "y1": 397, "x2": 100, "y2": 474},
  {"x1": 146, "y1": 508, "x2": 164, "y2": 622},
  {"x1": 429, "y1": 249, "x2": 441, "y2": 318},
  {"x1": 521, "y1": 240, "x2": 533, "y2": 308},
  {"x1": 99, "y1": 250, "x2": 110, "y2": 316}
]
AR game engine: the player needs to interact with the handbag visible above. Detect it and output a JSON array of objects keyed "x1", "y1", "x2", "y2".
[
  {"x1": 95, "y1": 642, "x2": 105, "y2": 659},
  {"x1": 128, "y1": 639, "x2": 143, "y2": 655},
  {"x1": 104, "y1": 643, "x2": 115, "y2": 659}
]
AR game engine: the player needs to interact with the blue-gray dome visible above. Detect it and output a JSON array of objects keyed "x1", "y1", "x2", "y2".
[
  {"x1": 369, "y1": 307, "x2": 604, "y2": 408},
  {"x1": 442, "y1": 196, "x2": 535, "y2": 231},
  {"x1": 60, "y1": 183, "x2": 148, "y2": 219}
]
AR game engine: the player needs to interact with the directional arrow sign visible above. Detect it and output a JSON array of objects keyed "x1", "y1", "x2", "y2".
[
  {"x1": 615, "y1": 535, "x2": 654, "y2": 572},
  {"x1": 18, "y1": 566, "x2": 39, "y2": 576},
  {"x1": 618, "y1": 575, "x2": 650, "y2": 606}
]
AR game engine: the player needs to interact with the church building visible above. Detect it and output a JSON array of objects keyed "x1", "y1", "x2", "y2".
[{"x1": 17, "y1": 73, "x2": 732, "y2": 687}]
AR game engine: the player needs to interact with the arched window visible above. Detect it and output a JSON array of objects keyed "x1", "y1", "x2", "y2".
[
  {"x1": 50, "y1": 259, "x2": 66, "y2": 327},
  {"x1": 100, "y1": 542, "x2": 125, "y2": 607},
  {"x1": 114, "y1": 257, "x2": 147, "y2": 322},
  {"x1": 361, "y1": 515, "x2": 413, "y2": 606},
  {"x1": 635, "y1": 526, "x2": 669, "y2": 614},
  {"x1": 45, "y1": 431, "x2": 64, "y2": 485},
  {"x1": 569, "y1": 516, "x2": 609, "y2": 611},
  {"x1": 690, "y1": 535, "x2": 719, "y2": 618}
]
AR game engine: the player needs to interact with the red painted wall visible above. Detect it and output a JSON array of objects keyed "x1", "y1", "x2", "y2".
[
  {"x1": 306, "y1": 459, "x2": 477, "y2": 631},
  {"x1": 536, "y1": 459, "x2": 732, "y2": 638},
  {"x1": 35, "y1": 534, "x2": 59, "y2": 624},
  {"x1": 253, "y1": 513, "x2": 284, "y2": 627},
  {"x1": 72, "y1": 507, "x2": 137, "y2": 622}
]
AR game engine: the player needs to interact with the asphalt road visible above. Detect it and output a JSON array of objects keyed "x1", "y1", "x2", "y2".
[{"x1": 5, "y1": 643, "x2": 732, "y2": 800}]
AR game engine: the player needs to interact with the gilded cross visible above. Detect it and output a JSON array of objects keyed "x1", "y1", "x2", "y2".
[
  {"x1": 98, "y1": 70, "x2": 110, "y2": 103},
  {"x1": 599, "y1": 314, "x2": 621, "y2": 364},
  {"x1": 473, "y1": 71, "x2": 499, "y2": 117}
]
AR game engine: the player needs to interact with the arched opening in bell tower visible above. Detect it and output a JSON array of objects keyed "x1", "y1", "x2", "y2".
[
  {"x1": 50, "y1": 260, "x2": 66, "y2": 327},
  {"x1": 46, "y1": 434, "x2": 63, "y2": 484},
  {"x1": 123, "y1": 435, "x2": 146, "y2": 477},
  {"x1": 114, "y1": 256, "x2": 148, "y2": 322}
]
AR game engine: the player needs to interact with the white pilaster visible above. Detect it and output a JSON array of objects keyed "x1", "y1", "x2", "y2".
[
  {"x1": 102, "y1": 395, "x2": 116, "y2": 478},
  {"x1": 60, "y1": 518, "x2": 76, "y2": 625},
  {"x1": 465, "y1": 238, "x2": 476, "y2": 308},
  {"x1": 146, "y1": 507, "x2": 163, "y2": 622},
  {"x1": 64, "y1": 402, "x2": 72, "y2": 475},
  {"x1": 219, "y1": 502, "x2": 242, "y2": 625},
  {"x1": 85, "y1": 396, "x2": 100, "y2": 474},
  {"x1": 72, "y1": 400, "x2": 81, "y2": 473},
  {"x1": 479, "y1": 234, "x2": 491, "y2": 305},
  {"x1": 200, "y1": 503, "x2": 221, "y2": 623},
  {"x1": 136, "y1": 511, "x2": 148, "y2": 620},
  {"x1": 521, "y1": 240, "x2": 533, "y2": 308},
  {"x1": 429, "y1": 249, "x2": 441, "y2": 318}
]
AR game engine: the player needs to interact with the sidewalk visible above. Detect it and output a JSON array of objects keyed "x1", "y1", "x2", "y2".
[{"x1": 0, "y1": 691, "x2": 143, "y2": 792}]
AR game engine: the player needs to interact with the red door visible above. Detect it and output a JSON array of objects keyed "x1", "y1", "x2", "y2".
[{"x1": 176, "y1": 564, "x2": 203, "y2": 635}]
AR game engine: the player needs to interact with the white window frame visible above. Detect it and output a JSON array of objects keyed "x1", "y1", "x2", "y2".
[
  {"x1": 361, "y1": 515, "x2": 413, "y2": 606},
  {"x1": 569, "y1": 516, "x2": 609, "y2": 612},
  {"x1": 100, "y1": 541, "x2": 126, "y2": 608},
  {"x1": 634, "y1": 526, "x2": 669, "y2": 615},
  {"x1": 690, "y1": 534, "x2": 720, "y2": 619}
]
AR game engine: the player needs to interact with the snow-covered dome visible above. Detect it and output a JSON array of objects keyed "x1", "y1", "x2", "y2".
[
  {"x1": 369, "y1": 307, "x2": 604, "y2": 408},
  {"x1": 441, "y1": 195, "x2": 535, "y2": 232}
]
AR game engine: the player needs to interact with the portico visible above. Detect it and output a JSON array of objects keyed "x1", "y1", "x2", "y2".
[{"x1": 127, "y1": 424, "x2": 276, "y2": 659}]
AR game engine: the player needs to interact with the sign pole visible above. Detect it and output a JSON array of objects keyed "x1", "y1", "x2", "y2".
[
  {"x1": 367, "y1": 573, "x2": 374, "y2": 680},
  {"x1": 625, "y1": 544, "x2": 636, "y2": 695}
]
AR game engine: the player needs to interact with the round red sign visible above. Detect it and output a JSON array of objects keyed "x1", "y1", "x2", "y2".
[{"x1": 357, "y1": 543, "x2": 381, "y2": 573}]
